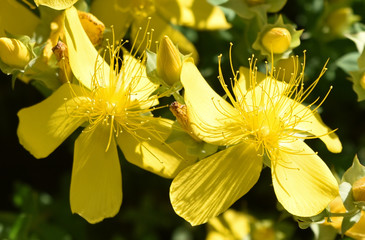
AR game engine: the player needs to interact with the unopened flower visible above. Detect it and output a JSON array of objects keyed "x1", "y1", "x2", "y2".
[
  {"x1": 261, "y1": 27, "x2": 291, "y2": 54},
  {"x1": 157, "y1": 36, "x2": 182, "y2": 86},
  {"x1": 253, "y1": 16, "x2": 303, "y2": 58},
  {"x1": 324, "y1": 7, "x2": 360, "y2": 37},
  {"x1": 170, "y1": 52, "x2": 342, "y2": 225},
  {"x1": 0, "y1": 37, "x2": 31, "y2": 69},
  {"x1": 17, "y1": 7, "x2": 195, "y2": 224}
]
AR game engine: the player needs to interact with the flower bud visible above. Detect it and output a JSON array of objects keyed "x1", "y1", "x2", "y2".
[
  {"x1": 78, "y1": 11, "x2": 105, "y2": 46},
  {"x1": 261, "y1": 27, "x2": 291, "y2": 54},
  {"x1": 325, "y1": 8, "x2": 359, "y2": 36},
  {"x1": 0, "y1": 37, "x2": 31, "y2": 68},
  {"x1": 157, "y1": 35, "x2": 182, "y2": 86},
  {"x1": 352, "y1": 176, "x2": 365, "y2": 202}
]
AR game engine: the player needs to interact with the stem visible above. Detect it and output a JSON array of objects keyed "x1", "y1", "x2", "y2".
[{"x1": 327, "y1": 208, "x2": 360, "y2": 218}]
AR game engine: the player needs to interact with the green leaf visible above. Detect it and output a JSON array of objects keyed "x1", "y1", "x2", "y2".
[
  {"x1": 341, "y1": 209, "x2": 362, "y2": 236},
  {"x1": 345, "y1": 23, "x2": 365, "y2": 53},
  {"x1": 339, "y1": 182, "x2": 356, "y2": 211},
  {"x1": 310, "y1": 224, "x2": 338, "y2": 240},
  {"x1": 342, "y1": 155, "x2": 365, "y2": 185},
  {"x1": 336, "y1": 52, "x2": 360, "y2": 74}
]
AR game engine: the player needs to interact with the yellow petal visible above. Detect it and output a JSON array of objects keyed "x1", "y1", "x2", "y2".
[
  {"x1": 34, "y1": 0, "x2": 78, "y2": 10},
  {"x1": 64, "y1": 7, "x2": 110, "y2": 89},
  {"x1": 233, "y1": 66, "x2": 266, "y2": 103},
  {"x1": 17, "y1": 84, "x2": 85, "y2": 159},
  {"x1": 71, "y1": 123, "x2": 122, "y2": 223},
  {"x1": 181, "y1": 58, "x2": 241, "y2": 145},
  {"x1": 272, "y1": 139, "x2": 339, "y2": 217},
  {"x1": 244, "y1": 77, "x2": 288, "y2": 109},
  {"x1": 0, "y1": 0, "x2": 40, "y2": 37},
  {"x1": 121, "y1": 51, "x2": 158, "y2": 106},
  {"x1": 117, "y1": 118, "x2": 196, "y2": 178},
  {"x1": 131, "y1": 13, "x2": 199, "y2": 62},
  {"x1": 90, "y1": 0, "x2": 132, "y2": 40},
  {"x1": 282, "y1": 97, "x2": 342, "y2": 153},
  {"x1": 155, "y1": 0, "x2": 231, "y2": 30},
  {"x1": 170, "y1": 143, "x2": 262, "y2": 226}
]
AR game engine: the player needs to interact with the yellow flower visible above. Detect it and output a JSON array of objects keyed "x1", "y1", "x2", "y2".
[
  {"x1": 206, "y1": 209, "x2": 285, "y2": 240},
  {"x1": 206, "y1": 209, "x2": 251, "y2": 240},
  {"x1": 325, "y1": 196, "x2": 365, "y2": 240},
  {"x1": 17, "y1": 7, "x2": 195, "y2": 224},
  {"x1": 90, "y1": 0, "x2": 231, "y2": 60},
  {"x1": 170, "y1": 53, "x2": 342, "y2": 225}
]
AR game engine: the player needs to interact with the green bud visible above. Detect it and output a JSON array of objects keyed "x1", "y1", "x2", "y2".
[
  {"x1": 0, "y1": 37, "x2": 31, "y2": 69},
  {"x1": 157, "y1": 35, "x2": 182, "y2": 86}
]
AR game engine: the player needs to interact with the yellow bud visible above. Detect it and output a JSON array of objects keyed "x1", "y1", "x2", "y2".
[
  {"x1": 360, "y1": 73, "x2": 365, "y2": 90},
  {"x1": 78, "y1": 11, "x2": 105, "y2": 46},
  {"x1": 352, "y1": 176, "x2": 365, "y2": 202},
  {"x1": 0, "y1": 37, "x2": 31, "y2": 68},
  {"x1": 157, "y1": 35, "x2": 182, "y2": 86},
  {"x1": 262, "y1": 27, "x2": 292, "y2": 54},
  {"x1": 326, "y1": 8, "x2": 355, "y2": 36}
]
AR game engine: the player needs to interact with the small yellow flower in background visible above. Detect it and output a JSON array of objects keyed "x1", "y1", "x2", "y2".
[
  {"x1": 206, "y1": 209, "x2": 251, "y2": 240},
  {"x1": 17, "y1": 7, "x2": 195, "y2": 224},
  {"x1": 206, "y1": 209, "x2": 287, "y2": 240},
  {"x1": 170, "y1": 50, "x2": 342, "y2": 225},
  {"x1": 0, "y1": 38, "x2": 31, "y2": 69},
  {"x1": 324, "y1": 7, "x2": 360, "y2": 38},
  {"x1": 90, "y1": 0, "x2": 231, "y2": 61},
  {"x1": 324, "y1": 196, "x2": 365, "y2": 240}
]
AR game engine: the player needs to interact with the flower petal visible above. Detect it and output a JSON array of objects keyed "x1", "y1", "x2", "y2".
[
  {"x1": 17, "y1": 84, "x2": 85, "y2": 158},
  {"x1": 70, "y1": 123, "x2": 122, "y2": 224},
  {"x1": 233, "y1": 66, "x2": 267, "y2": 103},
  {"x1": 117, "y1": 118, "x2": 196, "y2": 178},
  {"x1": 34, "y1": 0, "x2": 78, "y2": 10},
  {"x1": 1, "y1": 0, "x2": 40, "y2": 37},
  {"x1": 170, "y1": 143, "x2": 262, "y2": 226},
  {"x1": 281, "y1": 97, "x2": 342, "y2": 153},
  {"x1": 181, "y1": 58, "x2": 242, "y2": 145},
  {"x1": 121, "y1": 51, "x2": 158, "y2": 107},
  {"x1": 272, "y1": 139, "x2": 339, "y2": 217},
  {"x1": 131, "y1": 13, "x2": 199, "y2": 61},
  {"x1": 64, "y1": 7, "x2": 110, "y2": 89},
  {"x1": 155, "y1": 0, "x2": 231, "y2": 30},
  {"x1": 90, "y1": 0, "x2": 133, "y2": 40}
]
